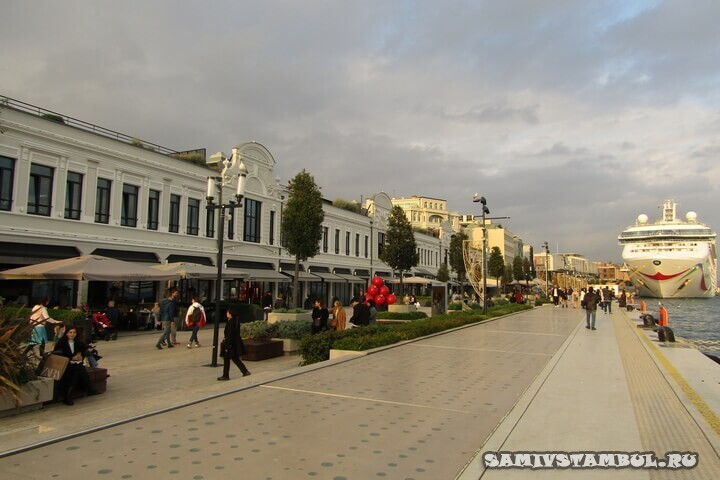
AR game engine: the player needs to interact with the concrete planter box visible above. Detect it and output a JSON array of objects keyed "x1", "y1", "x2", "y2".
[
  {"x1": 242, "y1": 340, "x2": 284, "y2": 361},
  {"x1": 388, "y1": 305, "x2": 415, "y2": 313},
  {"x1": 329, "y1": 349, "x2": 367, "y2": 360},
  {"x1": 271, "y1": 338, "x2": 300, "y2": 354},
  {"x1": 0, "y1": 377, "x2": 55, "y2": 417},
  {"x1": 268, "y1": 312, "x2": 312, "y2": 324}
]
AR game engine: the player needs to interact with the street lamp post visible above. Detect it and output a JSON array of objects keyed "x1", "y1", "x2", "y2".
[
  {"x1": 206, "y1": 148, "x2": 247, "y2": 367},
  {"x1": 543, "y1": 241, "x2": 550, "y2": 298},
  {"x1": 472, "y1": 194, "x2": 490, "y2": 314},
  {"x1": 369, "y1": 219, "x2": 374, "y2": 281}
]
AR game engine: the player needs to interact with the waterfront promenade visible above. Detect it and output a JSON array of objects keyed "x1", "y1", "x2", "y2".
[{"x1": 1, "y1": 305, "x2": 718, "y2": 479}]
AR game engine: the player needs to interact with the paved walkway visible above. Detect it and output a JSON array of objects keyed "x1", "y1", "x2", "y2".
[{"x1": 0, "y1": 306, "x2": 718, "y2": 479}]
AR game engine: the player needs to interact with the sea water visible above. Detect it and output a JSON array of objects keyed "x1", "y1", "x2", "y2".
[{"x1": 634, "y1": 296, "x2": 720, "y2": 355}]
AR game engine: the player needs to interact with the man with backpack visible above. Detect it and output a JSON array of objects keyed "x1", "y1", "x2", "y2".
[{"x1": 185, "y1": 295, "x2": 206, "y2": 348}]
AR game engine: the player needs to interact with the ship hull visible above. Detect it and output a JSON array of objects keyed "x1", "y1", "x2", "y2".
[{"x1": 623, "y1": 247, "x2": 717, "y2": 298}]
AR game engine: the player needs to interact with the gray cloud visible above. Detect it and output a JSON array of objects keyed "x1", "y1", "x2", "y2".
[{"x1": 2, "y1": 0, "x2": 719, "y2": 262}]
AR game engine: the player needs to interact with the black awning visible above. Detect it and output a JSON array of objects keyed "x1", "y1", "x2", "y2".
[
  {"x1": 0, "y1": 242, "x2": 80, "y2": 265},
  {"x1": 92, "y1": 248, "x2": 159, "y2": 263},
  {"x1": 166, "y1": 254, "x2": 213, "y2": 266},
  {"x1": 352, "y1": 268, "x2": 369, "y2": 277}
]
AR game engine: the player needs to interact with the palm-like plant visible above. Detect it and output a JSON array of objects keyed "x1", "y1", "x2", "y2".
[{"x1": 0, "y1": 308, "x2": 39, "y2": 402}]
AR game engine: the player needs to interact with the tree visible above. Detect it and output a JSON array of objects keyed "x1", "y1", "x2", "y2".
[
  {"x1": 380, "y1": 206, "x2": 419, "y2": 293},
  {"x1": 512, "y1": 256, "x2": 524, "y2": 284},
  {"x1": 522, "y1": 257, "x2": 532, "y2": 285},
  {"x1": 436, "y1": 263, "x2": 450, "y2": 283},
  {"x1": 503, "y1": 263, "x2": 514, "y2": 287},
  {"x1": 448, "y1": 231, "x2": 468, "y2": 285},
  {"x1": 281, "y1": 170, "x2": 324, "y2": 308},
  {"x1": 487, "y1": 246, "x2": 505, "y2": 288}
]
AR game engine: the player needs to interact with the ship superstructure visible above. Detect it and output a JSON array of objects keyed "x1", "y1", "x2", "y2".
[{"x1": 618, "y1": 200, "x2": 717, "y2": 298}]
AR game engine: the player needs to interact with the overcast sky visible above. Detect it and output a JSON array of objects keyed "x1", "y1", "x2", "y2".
[{"x1": 2, "y1": 0, "x2": 719, "y2": 263}]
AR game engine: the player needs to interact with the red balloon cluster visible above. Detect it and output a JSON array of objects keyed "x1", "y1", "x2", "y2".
[{"x1": 366, "y1": 276, "x2": 396, "y2": 306}]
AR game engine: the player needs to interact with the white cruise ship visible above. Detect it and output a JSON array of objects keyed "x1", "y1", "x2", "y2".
[{"x1": 618, "y1": 200, "x2": 717, "y2": 298}]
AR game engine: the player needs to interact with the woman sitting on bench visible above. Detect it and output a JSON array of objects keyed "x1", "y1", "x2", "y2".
[{"x1": 52, "y1": 325, "x2": 99, "y2": 405}]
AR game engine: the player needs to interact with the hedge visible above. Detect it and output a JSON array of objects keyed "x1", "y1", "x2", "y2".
[
  {"x1": 297, "y1": 303, "x2": 531, "y2": 365},
  {"x1": 376, "y1": 311, "x2": 427, "y2": 320}
]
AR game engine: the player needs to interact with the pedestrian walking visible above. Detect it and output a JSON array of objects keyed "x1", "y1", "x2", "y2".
[
  {"x1": 217, "y1": 305, "x2": 251, "y2": 380},
  {"x1": 155, "y1": 289, "x2": 179, "y2": 349},
  {"x1": 25, "y1": 296, "x2": 61, "y2": 357},
  {"x1": 583, "y1": 287, "x2": 600, "y2": 330},
  {"x1": 185, "y1": 295, "x2": 205, "y2": 348},
  {"x1": 601, "y1": 286, "x2": 613, "y2": 314}
]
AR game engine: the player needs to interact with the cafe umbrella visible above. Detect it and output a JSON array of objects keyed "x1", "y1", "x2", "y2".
[{"x1": 0, "y1": 255, "x2": 179, "y2": 281}]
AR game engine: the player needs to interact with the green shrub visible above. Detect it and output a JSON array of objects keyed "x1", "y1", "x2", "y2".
[
  {"x1": 469, "y1": 302, "x2": 482, "y2": 309},
  {"x1": 297, "y1": 303, "x2": 531, "y2": 365},
  {"x1": 447, "y1": 303, "x2": 462, "y2": 311},
  {"x1": 240, "y1": 321, "x2": 277, "y2": 341},
  {"x1": 272, "y1": 308, "x2": 309, "y2": 314},
  {"x1": 273, "y1": 320, "x2": 312, "y2": 339},
  {"x1": 376, "y1": 311, "x2": 427, "y2": 320}
]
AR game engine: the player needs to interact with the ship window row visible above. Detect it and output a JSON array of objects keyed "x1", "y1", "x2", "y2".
[{"x1": 619, "y1": 229, "x2": 712, "y2": 238}]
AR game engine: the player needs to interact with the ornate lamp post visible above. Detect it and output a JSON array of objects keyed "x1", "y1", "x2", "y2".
[{"x1": 206, "y1": 148, "x2": 247, "y2": 367}]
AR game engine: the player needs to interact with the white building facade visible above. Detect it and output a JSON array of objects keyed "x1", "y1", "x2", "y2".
[{"x1": 0, "y1": 97, "x2": 450, "y2": 309}]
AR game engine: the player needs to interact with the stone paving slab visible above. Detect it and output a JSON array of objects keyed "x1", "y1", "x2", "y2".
[
  {"x1": 7, "y1": 305, "x2": 716, "y2": 480},
  {"x1": 0, "y1": 307, "x2": 578, "y2": 479}
]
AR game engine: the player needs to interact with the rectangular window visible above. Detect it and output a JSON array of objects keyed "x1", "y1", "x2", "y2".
[
  {"x1": 322, "y1": 226, "x2": 329, "y2": 253},
  {"x1": 206, "y1": 205, "x2": 215, "y2": 238},
  {"x1": 334, "y1": 229, "x2": 340, "y2": 254},
  {"x1": 0, "y1": 156, "x2": 15, "y2": 211},
  {"x1": 345, "y1": 231, "x2": 350, "y2": 256},
  {"x1": 269, "y1": 211, "x2": 276, "y2": 245},
  {"x1": 187, "y1": 198, "x2": 200, "y2": 235},
  {"x1": 147, "y1": 189, "x2": 160, "y2": 230},
  {"x1": 28, "y1": 164, "x2": 54, "y2": 216},
  {"x1": 243, "y1": 198, "x2": 261, "y2": 243},
  {"x1": 64, "y1": 172, "x2": 83, "y2": 220},
  {"x1": 378, "y1": 232, "x2": 385, "y2": 257},
  {"x1": 364, "y1": 235, "x2": 369, "y2": 258},
  {"x1": 95, "y1": 178, "x2": 112, "y2": 224},
  {"x1": 121, "y1": 183, "x2": 139, "y2": 227},
  {"x1": 169, "y1": 194, "x2": 180, "y2": 233},
  {"x1": 355, "y1": 233, "x2": 360, "y2": 257}
]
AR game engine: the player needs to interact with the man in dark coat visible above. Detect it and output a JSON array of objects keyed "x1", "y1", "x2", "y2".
[
  {"x1": 217, "y1": 305, "x2": 251, "y2": 380},
  {"x1": 349, "y1": 297, "x2": 370, "y2": 327}
]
